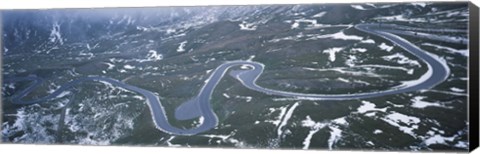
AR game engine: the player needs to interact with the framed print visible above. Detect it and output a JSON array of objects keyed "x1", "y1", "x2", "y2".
[{"x1": 1, "y1": 1, "x2": 479, "y2": 152}]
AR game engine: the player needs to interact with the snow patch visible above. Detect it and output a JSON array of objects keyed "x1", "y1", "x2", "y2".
[
  {"x1": 411, "y1": 2, "x2": 427, "y2": 7},
  {"x1": 323, "y1": 47, "x2": 344, "y2": 62},
  {"x1": 374, "y1": 14, "x2": 427, "y2": 23},
  {"x1": 319, "y1": 31, "x2": 363, "y2": 40},
  {"x1": 264, "y1": 106, "x2": 287, "y2": 126},
  {"x1": 234, "y1": 95, "x2": 252, "y2": 102},
  {"x1": 360, "y1": 39, "x2": 375, "y2": 44},
  {"x1": 49, "y1": 22, "x2": 63, "y2": 45},
  {"x1": 303, "y1": 66, "x2": 384, "y2": 78},
  {"x1": 411, "y1": 96, "x2": 443, "y2": 109},
  {"x1": 382, "y1": 53, "x2": 420, "y2": 67},
  {"x1": 290, "y1": 18, "x2": 353, "y2": 30},
  {"x1": 222, "y1": 93, "x2": 230, "y2": 98},
  {"x1": 351, "y1": 48, "x2": 367, "y2": 53},
  {"x1": 345, "y1": 55, "x2": 358, "y2": 67},
  {"x1": 381, "y1": 112, "x2": 420, "y2": 137},
  {"x1": 424, "y1": 134, "x2": 455, "y2": 146},
  {"x1": 240, "y1": 65, "x2": 251, "y2": 69},
  {"x1": 146, "y1": 50, "x2": 163, "y2": 61},
  {"x1": 166, "y1": 136, "x2": 181, "y2": 147},
  {"x1": 277, "y1": 102, "x2": 300, "y2": 139},
  {"x1": 373, "y1": 129, "x2": 383, "y2": 134},
  {"x1": 177, "y1": 41, "x2": 188, "y2": 52},
  {"x1": 357, "y1": 101, "x2": 387, "y2": 114},
  {"x1": 123, "y1": 65, "x2": 135, "y2": 69},
  {"x1": 328, "y1": 126, "x2": 342, "y2": 150},
  {"x1": 351, "y1": 5, "x2": 367, "y2": 10},
  {"x1": 103, "y1": 62, "x2": 115, "y2": 70},
  {"x1": 454, "y1": 141, "x2": 469, "y2": 148},
  {"x1": 239, "y1": 21, "x2": 257, "y2": 31},
  {"x1": 353, "y1": 80, "x2": 370, "y2": 85},
  {"x1": 197, "y1": 116, "x2": 205, "y2": 125},
  {"x1": 291, "y1": 22, "x2": 300, "y2": 29},
  {"x1": 358, "y1": 64, "x2": 412, "y2": 74},
  {"x1": 422, "y1": 43, "x2": 468, "y2": 56},
  {"x1": 312, "y1": 11, "x2": 327, "y2": 18},
  {"x1": 450, "y1": 87, "x2": 465, "y2": 92},
  {"x1": 247, "y1": 55, "x2": 255, "y2": 61},
  {"x1": 378, "y1": 43, "x2": 394, "y2": 52},
  {"x1": 332, "y1": 117, "x2": 348, "y2": 125},
  {"x1": 301, "y1": 116, "x2": 327, "y2": 149},
  {"x1": 337, "y1": 77, "x2": 350, "y2": 83},
  {"x1": 55, "y1": 91, "x2": 71, "y2": 99}
]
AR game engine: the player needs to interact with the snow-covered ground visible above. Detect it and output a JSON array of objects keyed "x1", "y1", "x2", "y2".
[
  {"x1": 277, "y1": 102, "x2": 300, "y2": 139},
  {"x1": 264, "y1": 106, "x2": 287, "y2": 126},
  {"x1": 327, "y1": 125, "x2": 342, "y2": 150},
  {"x1": 381, "y1": 112, "x2": 420, "y2": 137},
  {"x1": 2, "y1": 107, "x2": 59, "y2": 143},
  {"x1": 301, "y1": 116, "x2": 327, "y2": 149},
  {"x1": 300, "y1": 115, "x2": 349, "y2": 150}
]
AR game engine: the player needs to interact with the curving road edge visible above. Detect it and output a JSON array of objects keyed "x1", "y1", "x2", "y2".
[{"x1": 4, "y1": 23, "x2": 450, "y2": 136}]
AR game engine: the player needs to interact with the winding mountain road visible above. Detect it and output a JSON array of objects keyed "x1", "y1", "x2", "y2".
[{"x1": 3, "y1": 23, "x2": 450, "y2": 136}]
